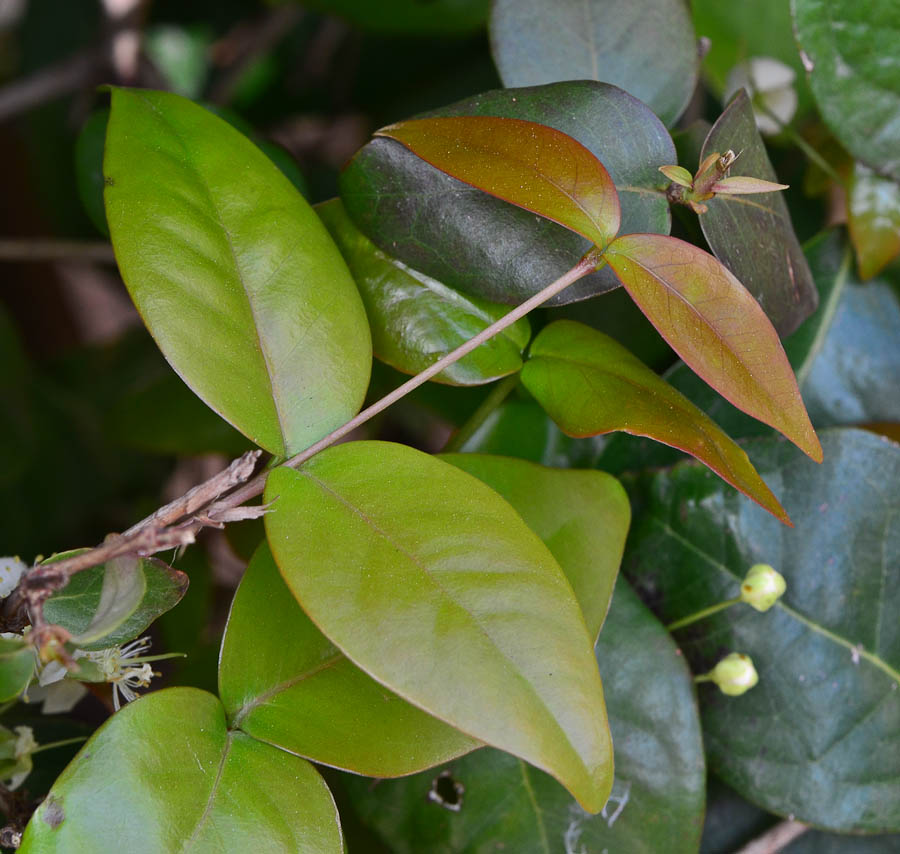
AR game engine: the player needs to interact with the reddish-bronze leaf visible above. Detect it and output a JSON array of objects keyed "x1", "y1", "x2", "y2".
[
  {"x1": 605, "y1": 233, "x2": 822, "y2": 462},
  {"x1": 376, "y1": 115, "x2": 620, "y2": 249},
  {"x1": 522, "y1": 320, "x2": 790, "y2": 525},
  {"x1": 710, "y1": 176, "x2": 789, "y2": 195}
]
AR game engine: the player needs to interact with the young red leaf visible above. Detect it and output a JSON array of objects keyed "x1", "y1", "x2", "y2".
[
  {"x1": 605, "y1": 234, "x2": 822, "y2": 462},
  {"x1": 710, "y1": 176, "x2": 789, "y2": 195},
  {"x1": 376, "y1": 115, "x2": 621, "y2": 249},
  {"x1": 522, "y1": 320, "x2": 790, "y2": 525}
]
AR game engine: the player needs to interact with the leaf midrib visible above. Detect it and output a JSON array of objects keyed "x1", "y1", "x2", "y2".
[
  {"x1": 138, "y1": 93, "x2": 288, "y2": 454},
  {"x1": 649, "y1": 513, "x2": 900, "y2": 684},
  {"x1": 294, "y1": 467, "x2": 590, "y2": 778}
]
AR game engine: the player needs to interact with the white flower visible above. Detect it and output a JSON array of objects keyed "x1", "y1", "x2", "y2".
[
  {"x1": 86, "y1": 636, "x2": 158, "y2": 711},
  {"x1": 725, "y1": 57, "x2": 798, "y2": 135},
  {"x1": 0, "y1": 557, "x2": 26, "y2": 599}
]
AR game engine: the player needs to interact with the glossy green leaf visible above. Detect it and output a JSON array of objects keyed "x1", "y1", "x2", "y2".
[
  {"x1": 219, "y1": 543, "x2": 478, "y2": 777},
  {"x1": 521, "y1": 320, "x2": 789, "y2": 523},
  {"x1": 848, "y1": 162, "x2": 900, "y2": 279},
  {"x1": 456, "y1": 398, "x2": 595, "y2": 467},
  {"x1": 340, "y1": 81, "x2": 674, "y2": 306},
  {"x1": 19, "y1": 688, "x2": 343, "y2": 853},
  {"x1": 346, "y1": 579, "x2": 705, "y2": 853},
  {"x1": 264, "y1": 441, "x2": 612, "y2": 812},
  {"x1": 624, "y1": 428, "x2": 900, "y2": 832},
  {"x1": 316, "y1": 199, "x2": 530, "y2": 386},
  {"x1": 700, "y1": 90, "x2": 818, "y2": 336},
  {"x1": 489, "y1": 0, "x2": 698, "y2": 126},
  {"x1": 793, "y1": 0, "x2": 900, "y2": 182},
  {"x1": 377, "y1": 115, "x2": 620, "y2": 248},
  {"x1": 44, "y1": 552, "x2": 188, "y2": 650},
  {"x1": 301, "y1": 0, "x2": 489, "y2": 34},
  {"x1": 441, "y1": 454, "x2": 630, "y2": 638},
  {"x1": 605, "y1": 233, "x2": 822, "y2": 461},
  {"x1": 0, "y1": 639, "x2": 35, "y2": 703},
  {"x1": 104, "y1": 88, "x2": 371, "y2": 456},
  {"x1": 803, "y1": 272, "x2": 900, "y2": 427}
]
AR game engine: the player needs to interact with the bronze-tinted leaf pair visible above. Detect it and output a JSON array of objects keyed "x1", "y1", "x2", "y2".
[{"x1": 379, "y1": 116, "x2": 823, "y2": 523}]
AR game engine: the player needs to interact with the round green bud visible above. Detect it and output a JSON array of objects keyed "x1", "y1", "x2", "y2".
[
  {"x1": 710, "y1": 652, "x2": 759, "y2": 696},
  {"x1": 740, "y1": 563, "x2": 786, "y2": 612}
]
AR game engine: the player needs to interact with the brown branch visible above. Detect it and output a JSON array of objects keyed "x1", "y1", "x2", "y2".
[
  {"x1": 734, "y1": 820, "x2": 809, "y2": 854},
  {"x1": 0, "y1": 240, "x2": 116, "y2": 264},
  {"x1": 0, "y1": 50, "x2": 106, "y2": 125},
  {"x1": 3, "y1": 259, "x2": 597, "y2": 633}
]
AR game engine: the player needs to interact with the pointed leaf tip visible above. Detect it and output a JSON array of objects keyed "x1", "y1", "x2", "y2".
[
  {"x1": 376, "y1": 115, "x2": 621, "y2": 249},
  {"x1": 710, "y1": 176, "x2": 790, "y2": 194},
  {"x1": 605, "y1": 233, "x2": 822, "y2": 463}
]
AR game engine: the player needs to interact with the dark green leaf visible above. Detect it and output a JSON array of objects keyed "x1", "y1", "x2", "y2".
[
  {"x1": 377, "y1": 115, "x2": 621, "y2": 248},
  {"x1": 74, "y1": 109, "x2": 110, "y2": 236},
  {"x1": 0, "y1": 639, "x2": 35, "y2": 703},
  {"x1": 847, "y1": 163, "x2": 900, "y2": 279},
  {"x1": 219, "y1": 543, "x2": 478, "y2": 778},
  {"x1": 346, "y1": 579, "x2": 705, "y2": 853},
  {"x1": 106, "y1": 365, "x2": 252, "y2": 457},
  {"x1": 441, "y1": 454, "x2": 630, "y2": 638},
  {"x1": 522, "y1": 320, "x2": 789, "y2": 522},
  {"x1": 104, "y1": 88, "x2": 371, "y2": 456},
  {"x1": 605, "y1": 233, "x2": 821, "y2": 462},
  {"x1": 340, "y1": 81, "x2": 674, "y2": 306},
  {"x1": 44, "y1": 552, "x2": 188, "y2": 650},
  {"x1": 803, "y1": 271, "x2": 900, "y2": 427},
  {"x1": 317, "y1": 199, "x2": 529, "y2": 386},
  {"x1": 19, "y1": 688, "x2": 343, "y2": 852},
  {"x1": 793, "y1": 0, "x2": 900, "y2": 182},
  {"x1": 264, "y1": 441, "x2": 612, "y2": 812},
  {"x1": 489, "y1": 0, "x2": 698, "y2": 126},
  {"x1": 700, "y1": 90, "x2": 818, "y2": 336},
  {"x1": 624, "y1": 428, "x2": 900, "y2": 832}
]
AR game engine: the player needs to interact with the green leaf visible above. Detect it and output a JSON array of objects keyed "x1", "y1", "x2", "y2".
[
  {"x1": 0, "y1": 639, "x2": 35, "y2": 703},
  {"x1": 74, "y1": 109, "x2": 110, "y2": 236},
  {"x1": 803, "y1": 271, "x2": 900, "y2": 427},
  {"x1": 847, "y1": 162, "x2": 900, "y2": 279},
  {"x1": 793, "y1": 0, "x2": 900, "y2": 182},
  {"x1": 441, "y1": 454, "x2": 630, "y2": 638},
  {"x1": 219, "y1": 543, "x2": 478, "y2": 778},
  {"x1": 301, "y1": 0, "x2": 489, "y2": 34},
  {"x1": 104, "y1": 88, "x2": 371, "y2": 457},
  {"x1": 605, "y1": 233, "x2": 822, "y2": 462},
  {"x1": 19, "y1": 688, "x2": 343, "y2": 853},
  {"x1": 264, "y1": 441, "x2": 613, "y2": 812},
  {"x1": 521, "y1": 320, "x2": 789, "y2": 523},
  {"x1": 661, "y1": 164, "x2": 695, "y2": 187},
  {"x1": 345, "y1": 579, "x2": 705, "y2": 853},
  {"x1": 700, "y1": 90, "x2": 818, "y2": 336},
  {"x1": 624, "y1": 428, "x2": 900, "y2": 832},
  {"x1": 316, "y1": 199, "x2": 530, "y2": 386},
  {"x1": 377, "y1": 115, "x2": 620, "y2": 248},
  {"x1": 489, "y1": 0, "x2": 698, "y2": 126},
  {"x1": 340, "y1": 81, "x2": 674, "y2": 306},
  {"x1": 43, "y1": 552, "x2": 188, "y2": 650},
  {"x1": 593, "y1": 228, "x2": 852, "y2": 474}
]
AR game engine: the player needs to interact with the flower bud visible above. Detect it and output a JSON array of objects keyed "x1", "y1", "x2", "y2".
[
  {"x1": 740, "y1": 563, "x2": 786, "y2": 612},
  {"x1": 709, "y1": 652, "x2": 759, "y2": 696}
]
